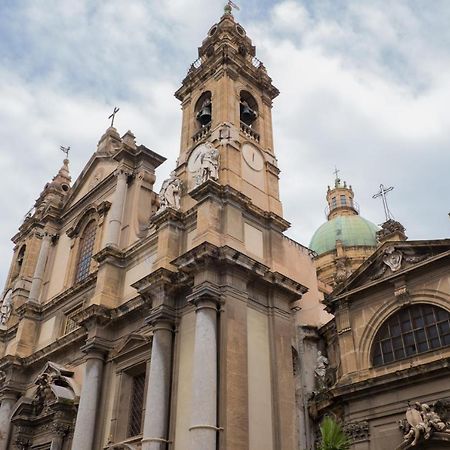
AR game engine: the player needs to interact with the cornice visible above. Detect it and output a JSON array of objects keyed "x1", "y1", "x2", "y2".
[
  {"x1": 21, "y1": 328, "x2": 86, "y2": 368},
  {"x1": 188, "y1": 180, "x2": 290, "y2": 232},
  {"x1": 322, "y1": 356, "x2": 450, "y2": 406},
  {"x1": 150, "y1": 207, "x2": 185, "y2": 230}
]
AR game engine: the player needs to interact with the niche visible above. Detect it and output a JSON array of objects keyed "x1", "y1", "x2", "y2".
[
  {"x1": 240, "y1": 90, "x2": 258, "y2": 128},
  {"x1": 195, "y1": 91, "x2": 212, "y2": 129}
]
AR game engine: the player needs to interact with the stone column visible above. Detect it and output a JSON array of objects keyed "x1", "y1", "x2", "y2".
[
  {"x1": 105, "y1": 168, "x2": 129, "y2": 247},
  {"x1": 189, "y1": 296, "x2": 220, "y2": 450},
  {"x1": 71, "y1": 347, "x2": 106, "y2": 450},
  {"x1": 50, "y1": 433, "x2": 63, "y2": 450},
  {"x1": 141, "y1": 313, "x2": 175, "y2": 450},
  {"x1": 0, "y1": 393, "x2": 16, "y2": 450},
  {"x1": 28, "y1": 232, "x2": 52, "y2": 303}
]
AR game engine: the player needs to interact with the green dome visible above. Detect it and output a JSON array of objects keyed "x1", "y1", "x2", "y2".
[{"x1": 309, "y1": 215, "x2": 379, "y2": 255}]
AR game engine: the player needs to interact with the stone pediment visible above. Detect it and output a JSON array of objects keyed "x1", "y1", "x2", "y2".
[
  {"x1": 332, "y1": 239, "x2": 450, "y2": 298},
  {"x1": 111, "y1": 333, "x2": 151, "y2": 359},
  {"x1": 63, "y1": 154, "x2": 118, "y2": 210}
]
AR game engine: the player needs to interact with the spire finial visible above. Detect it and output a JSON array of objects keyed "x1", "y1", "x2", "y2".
[
  {"x1": 373, "y1": 184, "x2": 395, "y2": 221},
  {"x1": 60, "y1": 145, "x2": 70, "y2": 160},
  {"x1": 224, "y1": 0, "x2": 239, "y2": 14}
]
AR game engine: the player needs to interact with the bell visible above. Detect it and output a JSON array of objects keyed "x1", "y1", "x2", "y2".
[
  {"x1": 197, "y1": 103, "x2": 212, "y2": 126},
  {"x1": 240, "y1": 102, "x2": 257, "y2": 125}
]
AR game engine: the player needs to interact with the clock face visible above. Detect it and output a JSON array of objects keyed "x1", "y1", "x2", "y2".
[
  {"x1": 188, "y1": 144, "x2": 209, "y2": 173},
  {"x1": 242, "y1": 143, "x2": 264, "y2": 171}
]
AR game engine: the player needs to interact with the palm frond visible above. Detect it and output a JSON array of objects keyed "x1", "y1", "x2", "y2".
[{"x1": 318, "y1": 416, "x2": 352, "y2": 450}]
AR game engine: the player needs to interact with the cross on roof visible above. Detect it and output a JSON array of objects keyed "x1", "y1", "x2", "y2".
[
  {"x1": 333, "y1": 166, "x2": 340, "y2": 180},
  {"x1": 373, "y1": 184, "x2": 395, "y2": 221},
  {"x1": 108, "y1": 107, "x2": 120, "y2": 127}
]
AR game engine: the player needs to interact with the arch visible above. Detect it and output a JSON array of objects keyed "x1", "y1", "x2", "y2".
[
  {"x1": 194, "y1": 91, "x2": 212, "y2": 129},
  {"x1": 358, "y1": 290, "x2": 450, "y2": 369},
  {"x1": 74, "y1": 219, "x2": 97, "y2": 283},
  {"x1": 240, "y1": 90, "x2": 259, "y2": 129},
  {"x1": 371, "y1": 303, "x2": 450, "y2": 366}
]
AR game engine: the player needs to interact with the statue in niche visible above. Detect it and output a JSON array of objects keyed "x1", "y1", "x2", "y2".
[
  {"x1": 314, "y1": 351, "x2": 329, "y2": 390},
  {"x1": 197, "y1": 142, "x2": 220, "y2": 185},
  {"x1": 158, "y1": 172, "x2": 182, "y2": 211}
]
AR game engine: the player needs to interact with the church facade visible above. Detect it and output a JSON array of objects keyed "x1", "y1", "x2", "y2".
[
  {"x1": 1, "y1": 6, "x2": 450, "y2": 450},
  {"x1": 0, "y1": 7, "x2": 324, "y2": 450}
]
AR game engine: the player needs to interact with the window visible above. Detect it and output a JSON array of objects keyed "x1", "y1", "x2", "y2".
[
  {"x1": 75, "y1": 220, "x2": 96, "y2": 283},
  {"x1": 340, "y1": 194, "x2": 347, "y2": 206},
  {"x1": 128, "y1": 372, "x2": 146, "y2": 437},
  {"x1": 331, "y1": 197, "x2": 337, "y2": 208},
  {"x1": 372, "y1": 304, "x2": 450, "y2": 366},
  {"x1": 63, "y1": 303, "x2": 84, "y2": 335}
]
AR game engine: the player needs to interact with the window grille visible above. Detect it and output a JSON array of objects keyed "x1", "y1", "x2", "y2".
[
  {"x1": 63, "y1": 303, "x2": 84, "y2": 335},
  {"x1": 128, "y1": 372, "x2": 146, "y2": 437},
  {"x1": 75, "y1": 221, "x2": 96, "y2": 283},
  {"x1": 372, "y1": 304, "x2": 450, "y2": 366}
]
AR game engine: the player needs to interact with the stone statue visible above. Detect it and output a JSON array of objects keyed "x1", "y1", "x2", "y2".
[
  {"x1": 0, "y1": 289, "x2": 13, "y2": 326},
  {"x1": 196, "y1": 143, "x2": 220, "y2": 185},
  {"x1": 158, "y1": 172, "x2": 182, "y2": 211},
  {"x1": 400, "y1": 401, "x2": 450, "y2": 446},
  {"x1": 314, "y1": 351, "x2": 329, "y2": 390}
]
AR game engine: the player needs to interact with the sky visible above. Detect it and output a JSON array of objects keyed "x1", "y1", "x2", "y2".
[{"x1": 0, "y1": 0, "x2": 449, "y2": 287}]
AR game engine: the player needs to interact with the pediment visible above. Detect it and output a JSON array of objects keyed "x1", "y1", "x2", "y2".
[
  {"x1": 333, "y1": 239, "x2": 450, "y2": 297},
  {"x1": 112, "y1": 333, "x2": 151, "y2": 359},
  {"x1": 64, "y1": 155, "x2": 117, "y2": 210}
]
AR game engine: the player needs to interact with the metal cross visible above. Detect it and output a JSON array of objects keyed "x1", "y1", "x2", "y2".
[
  {"x1": 108, "y1": 107, "x2": 120, "y2": 127},
  {"x1": 333, "y1": 166, "x2": 340, "y2": 180},
  {"x1": 60, "y1": 145, "x2": 70, "y2": 159},
  {"x1": 227, "y1": 0, "x2": 240, "y2": 11},
  {"x1": 373, "y1": 184, "x2": 394, "y2": 221}
]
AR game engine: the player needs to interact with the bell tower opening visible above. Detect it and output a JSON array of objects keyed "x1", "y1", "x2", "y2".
[
  {"x1": 195, "y1": 91, "x2": 212, "y2": 130},
  {"x1": 240, "y1": 90, "x2": 258, "y2": 129}
]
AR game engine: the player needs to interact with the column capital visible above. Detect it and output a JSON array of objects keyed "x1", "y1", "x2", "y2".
[
  {"x1": 187, "y1": 281, "x2": 222, "y2": 311},
  {"x1": 80, "y1": 336, "x2": 111, "y2": 359},
  {"x1": 114, "y1": 166, "x2": 133, "y2": 179},
  {"x1": 145, "y1": 305, "x2": 177, "y2": 330}
]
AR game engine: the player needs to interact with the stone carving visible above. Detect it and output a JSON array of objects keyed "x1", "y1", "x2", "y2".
[
  {"x1": 383, "y1": 246, "x2": 403, "y2": 272},
  {"x1": 344, "y1": 420, "x2": 370, "y2": 442},
  {"x1": 335, "y1": 258, "x2": 352, "y2": 284},
  {"x1": 0, "y1": 288, "x2": 13, "y2": 326},
  {"x1": 158, "y1": 172, "x2": 182, "y2": 211},
  {"x1": 372, "y1": 247, "x2": 428, "y2": 280},
  {"x1": 399, "y1": 401, "x2": 450, "y2": 446},
  {"x1": 377, "y1": 219, "x2": 405, "y2": 240},
  {"x1": 314, "y1": 351, "x2": 329, "y2": 390},
  {"x1": 194, "y1": 142, "x2": 220, "y2": 186}
]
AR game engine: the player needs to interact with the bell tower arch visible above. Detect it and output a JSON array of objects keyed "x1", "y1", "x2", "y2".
[{"x1": 174, "y1": 8, "x2": 282, "y2": 216}]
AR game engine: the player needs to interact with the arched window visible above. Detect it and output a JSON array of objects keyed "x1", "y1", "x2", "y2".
[
  {"x1": 240, "y1": 90, "x2": 258, "y2": 128},
  {"x1": 75, "y1": 220, "x2": 97, "y2": 283},
  {"x1": 372, "y1": 304, "x2": 450, "y2": 367},
  {"x1": 195, "y1": 91, "x2": 212, "y2": 129}
]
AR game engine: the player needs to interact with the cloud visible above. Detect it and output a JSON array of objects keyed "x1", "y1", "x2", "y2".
[{"x1": 0, "y1": 0, "x2": 449, "y2": 288}]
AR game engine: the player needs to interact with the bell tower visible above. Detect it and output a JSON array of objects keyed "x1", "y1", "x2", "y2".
[{"x1": 174, "y1": 6, "x2": 282, "y2": 216}]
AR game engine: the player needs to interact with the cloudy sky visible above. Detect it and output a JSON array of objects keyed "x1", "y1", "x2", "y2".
[{"x1": 0, "y1": 0, "x2": 449, "y2": 287}]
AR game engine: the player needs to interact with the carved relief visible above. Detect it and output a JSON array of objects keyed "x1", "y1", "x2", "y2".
[
  {"x1": 372, "y1": 247, "x2": 428, "y2": 280},
  {"x1": 344, "y1": 420, "x2": 370, "y2": 442},
  {"x1": 399, "y1": 401, "x2": 450, "y2": 447}
]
